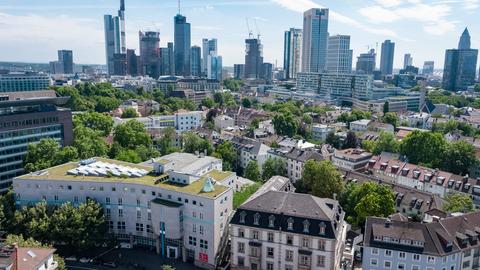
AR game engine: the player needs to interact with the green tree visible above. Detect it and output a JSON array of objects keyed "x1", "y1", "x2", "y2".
[
  {"x1": 343, "y1": 131, "x2": 358, "y2": 149},
  {"x1": 233, "y1": 183, "x2": 261, "y2": 209},
  {"x1": 54, "y1": 146, "x2": 79, "y2": 165},
  {"x1": 182, "y1": 132, "x2": 213, "y2": 155},
  {"x1": 223, "y1": 78, "x2": 242, "y2": 91},
  {"x1": 74, "y1": 112, "x2": 114, "y2": 136},
  {"x1": 400, "y1": 130, "x2": 447, "y2": 168},
  {"x1": 162, "y1": 265, "x2": 176, "y2": 270},
  {"x1": 95, "y1": 96, "x2": 121, "y2": 113},
  {"x1": 383, "y1": 101, "x2": 389, "y2": 114},
  {"x1": 300, "y1": 160, "x2": 344, "y2": 199},
  {"x1": 121, "y1": 107, "x2": 139, "y2": 118},
  {"x1": 24, "y1": 139, "x2": 61, "y2": 173},
  {"x1": 115, "y1": 149, "x2": 142, "y2": 163},
  {"x1": 213, "y1": 141, "x2": 238, "y2": 171},
  {"x1": 361, "y1": 140, "x2": 377, "y2": 153},
  {"x1": 73, "y1": 125, "x2": 109, "y2": 159},
  {"x1": 443, "y1": 193, "x2": 474, "y2": 213},
  {"x1": 201, "y1": 97, "x2": 215, "y2": 108},
  {"x1": 213, "y1": 92, "x2": 225, "y2": 106},
  {"x1": 244, "y1": 161, "x2": 261, "y2": 182},
  {"x1": 382, "y1": 112, "x2": 398, "y2": 128},
  {"x1": 0, "y1": 190, "x2": 16, "y2": 232},
  {"x1": 442, "y1": 141, "x2": 477, "y2": 175},
  {"x1": 326, "y1": 132, "x2": 342, "y2": 149},
  {"x1": 242, "y1": 97, "x2": 252, "y2": 108},
  {"x1": 113, "y1": 120, "x2": 152, "y2": 149},
  {"x1": 156, "y1": 127, "x2": 178, "y2": 156},
  {"x1": 261, "y1": 157, "x2": 287, "y2": 181},
  {"x1": 272, "y1": 113, "x2": 299, "y2": 137},
  {"x1": 372, "y1": 131, "x2": 400, "y2": 155}
]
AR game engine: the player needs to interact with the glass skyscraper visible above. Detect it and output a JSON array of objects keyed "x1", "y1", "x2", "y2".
[
  {"x1": 174, "y1": 14, "x2": 191, "y2": 76},
  {"x1": 139, "y1": 31, "x2": 160, "y2": 79},
  {"x1": 326, "y1": 35, "x2": 353, "y2": 74},
  {"x1": 202, "y1": 39, "x2": 217, "y2": 77},
  {"x1": 244, "y1": 38, "x2": 264, "y2": 79},
  {"x1": 104, "y1": 0, "x2": 126, "y2": 75},
  {"x1": 302, "y1": 8, "x2": 329, "y2": 73},
  {"x1": 380, "y1": 40, "x2": 395, "y2": 75},
  {"x1": 283, "y1": 28, "x2": 302, "y2": 79},
  {"x1": 190, "y1": 46, "x2": 202, "y2": 77}
]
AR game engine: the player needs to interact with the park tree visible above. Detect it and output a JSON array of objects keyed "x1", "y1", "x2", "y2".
[
  {"x1": 443, "y1": 193, "x2": 474, "y2": 213},
  {"x1": 272, "y1": 113, "x2": 299, "y2": 137},
  {"x1": 201, "y1": 97, "x2": 215, "y2": 108},
  {"x1": 73, "y1": 125, "x2": 109, "y2": 159},
  {"x1": 95, "y1": 96, "x2": 121, "y2": 113},
  {"x1": 261, "y1": 157, "x2": 287, "y2": 181},
  {"x1": 74, "y1": 112, "x2": 114, "y2": 136},
  {"x1": 382, "y1": 112, "x2": 398, "y2": 128},
  {"x1": 213, "y1": 141, "x2": 238, "y2": 171},
  {"x1": 156, "y1": 127, "x2": 178, "y2": 156},
  {"x1": 326, "y1": 132, "x2": 342, "y2": 149},
  {"x1": 400, "y1": 130, "x2": 447, "y2": 168},
  {"x1": 121, "y1": 108, "x2": 139, "y2": 118},
  {"x1": 24, "y1": 139, "x2": 78, "y2": 173},
  {"x1": 245, "y1": 161, "x2": 261, "y2": 182},
  {"x1": 115, "y1": 149, "x2": 142, "y2": 163},
  {"x1": 383, "y1": 101, "x2": 389, "y2": 114},
  {"x1": 113, "y1": 120, "x2": 152, "y2": 149},
  {"x1": 182, "y1": 132, "x2": 213, "y2": 155},
  {"x1": 371, "y1": 131, "x2": 400, "y2": 155},
  {"x1": 300, "y1": 160, "x2": 344, "y2": 199},
  {"x1": 242, "y1": 97, "x2": 252, "y2": 108},
  {"x1": 442, "y1": 141, "x2": 477, "y2": 175},
  {"x1": 343, "y1": 131, "x2": 358, "y2": 149}
]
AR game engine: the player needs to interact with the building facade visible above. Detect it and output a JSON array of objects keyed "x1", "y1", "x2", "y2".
[
  {"x1": 202, "y1": 39, "x2": 218, "y2": 77},
  {"x1": 326, "y1": 35, "x2": 352, "y2": 74},
  {"x1": 423, "y1": 61, "x2": 434, "y2": 75},
  {"x1": 302, "y1": 8, "x2": 329, "y2": 73},
  {"x1": 244, "y1": 38, "x2": 264, "y2": 79},
  {"x1": 284, "y1": 28, "x2": 303, "y2": 80},
  {"x1": 160, "y1": 43, "x2": 175, "y2": 76},
  {"x1": 190, "y1": 46, "x2": 202, "y2": 77},
  {"x1": 0, "y1": 73, "x2": 50, "y2": 92},
  {"x1": 380, "y1": 40, "x2": 395, "y2": 76},
  {"x1": 139, "y1": 31, "x2": 161, "y2": 79},
  {"x1": 356, "y1": 49, "x2": 376, "y2": 75},
  {"x1": 230, "y1": 191, "x2": 347, "y2": 270},
  {"x1": 174, "y1": 14, "x2": 192, "y2": 76},
  {"x1": 403, "y1": 53, "x2": 413, "y2": 69},
  {"x1": 104, "y1": 0, "x2": 126, "y2": 75},
  {"x1": 114, "y1": 111, "x2": 204, "y2": 133}
]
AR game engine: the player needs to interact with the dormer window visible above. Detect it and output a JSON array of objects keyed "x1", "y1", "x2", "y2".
[
  {"x1": 269, "y1": 215, "x2": 275, "y2": 228},
  {"x1": 319, "y1": 222, "x2": 326, "y2": 235},
  {"x1": 239, "y1": 211, "x2": 246, "y2": 223},
  {"x1": 303, "y1": 220, "x2": 310, "y2": 233},
  {"x1": 287, "y1": 218, "x2": 294, "y2": 230},
  {"x1": 253, "y1": 213, "x2": 260, "y2": 225}
]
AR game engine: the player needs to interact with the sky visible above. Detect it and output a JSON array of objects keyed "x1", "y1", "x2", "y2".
[{"x1": 0, "y1": 0, "x2": 479, "y2": 69}]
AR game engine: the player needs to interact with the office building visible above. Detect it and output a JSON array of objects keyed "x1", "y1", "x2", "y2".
[
  {"x1": 403, "y1": 53, "x2": 413, "y2": 69},
  {"x1": 423, "y1": 61, "x2": 434, "y2": 75},
  {"x1": 160, "y1": 43, "x2": 175, "y2": 76},
  {"x1": 57, "y1": 50, "x2": 74, "y2": 74},
  {"x1": 114, "y1": 111, "x2": 204, "y2": 132},
  {"x1": 126, "y1": 49, "x2": 140, "y2": 76},
  {"x1": 363, "y1": 213, "x2": 480, "y2": 270},
  {"x1": 380, "y1": 40, "x2": 395, "y2": 75},
  {"x1": 302, "y1": 8, "x2": 329, "y2": 73},
  {"x1": 234, "y1": 64, "x2": 244, "y2": 80},
  {"x1": 113, "y1": 53, "x2": 127, "y2": 76},
  {"x1": 261, "y1": 63, "x2": 273, "y2": 84},
  {"x1": 0, "y1": 90, "x2": 73, "y2": 192},
  {"x1": 207, "y1": 55, "x2": 223, "y2": 81},
  {"x1": 14, "y1": 153, "x2": 235, "y2": 270},
  {"x1": 356, "y1": 49, "x2": 376, "y2": 75},
  {"x1": 174, "y1": 14, "x2": 191, "y2": 76},
  {"x1": 230, "y1": 191, "x2": 347, "y2": 270},
  {"x1": 442, "y1": 28, "x2": 478, "y2": 91},
  {"x1": 326, "y1": 35, "x2": 353, "y2": 74},
  {"x1": 244, "y1": 38, "x2": 264, "y2": 79},
  {"x1": 283, "y1": 28, "x2": 303, "y2": 79},
  {"x1": 190, "y1": 46, "x2": 202, "y2": 77},
  {"x1": 0, "y1": 72, "x2": 50, "y2": 92},
  {"x1": 202, "y1": 39, "x2": 218, "y2": 77},
  {"x1": 139, "y1": 31, "x2": 161, "y2": 79},
  {"x1": 104, "y1": 0, "x2": 126, "y2": 75}
]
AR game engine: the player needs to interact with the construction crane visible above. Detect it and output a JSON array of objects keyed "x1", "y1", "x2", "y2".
[
  {"x1": 245, "y1": 17, "x2": 253, "y2": 39},
  {"x1": 253, "y1": 18, "x2": 261, "y2": 40}
]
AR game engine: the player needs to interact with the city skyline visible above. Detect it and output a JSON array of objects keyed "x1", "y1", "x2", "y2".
[{"x1": 0, "y1": 0, "x2": 479, "y2": 68}]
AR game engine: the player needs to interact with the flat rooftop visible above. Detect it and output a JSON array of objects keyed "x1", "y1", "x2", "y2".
[{"x1": 16, "y1": 158, "x2": 231, "y2": 199}]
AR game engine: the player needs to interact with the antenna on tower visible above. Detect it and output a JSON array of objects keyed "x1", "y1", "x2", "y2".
[{"x1": 178, "y1": 0, "x2": 181, "y2": 14}]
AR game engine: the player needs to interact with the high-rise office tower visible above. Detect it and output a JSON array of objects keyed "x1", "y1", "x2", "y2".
[
  {"x1": 326, "y1": 35, "x2": 352, "y2": 74},
  {"x1": 160, "y1": 43, "x2": 175, "y2": 76},
  {"x1": 356, "y1": 49, "x2": 376, "y2": 75},
  {"x1": 442, "y1": 28, "x2": 478, "y2": 91},
  {"x1": 244, "y1": 38, "x2": 264, "y2": 79},
  {"x1": 302, "y1": 8, "x2": 329, "y2": 73},
  {"x1": 403, "y1": 53, "x2": 413, "y2": 69},
  {"x1": 174, "y1": 14, "x2": 191, "y2": 76},
  {"x1": 423, "y1": 61, "x2": 434, "y2": 75},
  {"x1": 139, "y1": 31, "x2": 160, "y2": 79},
  {"x1": 202, "y1": 39, "x2": 218, "y2": 77},
  {"x1": 207, "y1": 55, "x2": 223, "y2": 81},
  {"x1": 58, "y1": 50, "x2": 74, "y2": 74},
  {"x1": 261, "y1": 63, "x2": 273, "y2": 84},
  {"x1": 234, "y1": 64, "x2": 245, "y2": 79},
  {"x1": 104, "y1": 0, "x2": 126, "y2": 75},
  {"x1": 126, "y1": 49, "x2": 139, "y2": 76},
  {"x1": 190, "y1": 46, "x2": 202, "y2": 77},
  {"x1": 380, "y1": 40, "x2": 395, "y2": 75},
  {"x1": 283, "y1": 28, "x2": 303, "y2": 79},
  {"x1": 113, "y1": 53, "x2": 127, "y2": 75}
]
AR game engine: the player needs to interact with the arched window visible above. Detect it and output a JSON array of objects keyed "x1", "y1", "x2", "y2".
[
  {"x1": 269, "y1": 215, "x2": 275, "y2": 227},
  {"x1": 303, "y1": 220, "x2": 310, "y2": 233},
  {"x1": 319, "y1": 222, "x2": 326, "y2": 235},
  {"x1": 287, "y1": 217, "x2": 294, "y2": 230},
  {"x1": 254, "y1": 213, "x2": 261, "y2": 225},
  {"x1": 239, "y1": 211, "x2": 246, "y2": 223}
]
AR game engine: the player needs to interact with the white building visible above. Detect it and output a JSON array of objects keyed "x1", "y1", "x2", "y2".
[
  {"x1": 349, "y1": 119, "x2": 371, "y2": 132},
  {"x1": 230, "y1": 191, "x2": 347, "y2": 270},
  {"x1": 13, "y1": 153, "x2": 235, "y2": 270},
  {"x1": 114, "y1": 111, "x2": 204, "y2": 133},
  {"x1": 214, "y1": 115, "x2": 235, "y2": 130},
  {"x1": 231, "y1": 136, "x2": 271, "y2": 171},
  {"x1": 312, "y1": 124, "x2": 334, "y2": 142},
  {"x1": 332, "y1": 148, "x2": 372, "y2": 172}
]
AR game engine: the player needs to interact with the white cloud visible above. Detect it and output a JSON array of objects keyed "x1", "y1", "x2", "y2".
[{"x1": 271, "y1": 0, "x2": 398, "y2": 37}]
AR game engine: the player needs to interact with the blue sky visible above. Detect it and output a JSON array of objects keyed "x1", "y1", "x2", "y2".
[{"x1": 0, "y1": 0, "x2": 478, "y2": 69}]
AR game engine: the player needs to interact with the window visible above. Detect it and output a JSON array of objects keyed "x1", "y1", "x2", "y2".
[
  {"x1": 302, "y1": 237, "x2": 310, "y2": 248},
  {"x1": 412, "y1": 266, "x2": 419, "y2": 270},
  {"x1": 118, "y1": 209, "x2": 123, "y2": 217},
  {"x1": 285, "y1": 250, "x2": 293, "y2": 261},
  {"x1": 106, "y1": 208, "x2": 111, "y2": 218},
  {"x1": 200, "y1": 225, "x2": 204, "y2": 235},
  {"x1": 287, "y1": 218, "x2": 294, "y2": 230},
  {"x1": 106, "y1": 197, "x2": 110, "y2": 205},
  {"x1": 372, "y1": 248, "x2": 378, "y2": 255},
  {"x1": 254, "y1": 213, "x2": 260, "y2": 225},
  {"x1": 135, "y1": 223, "x2": 144, "y2": 232},
  {"x1": 384, "y1": 260, "x2": 391, "y2": 268},
  {"x1": 148, "y1": 212, "x2": 151, "y2": 221},
  {"x1": 238, "y1": 228, "x2": 245, "y2": 238},
  {"x1": 399, "y1": 252, "x2": 406, "y2": 259},
  {"x1": 427, "y1": 256, "x2": 435, "y2": 263},
  {"x1": 137, "y1": 210, "x2": 141, "y2": 219},
  {"x1": 299, "y1": 255, "x2": 310, "y2": 266},
  {"x1": 252, "y1": 230, "x2": 259, "y2": 240},
  {"x1": 136, "y1": 199, "x2": 140, "y2": 206},
  {"x1": 268, "y1": 232, "x2": 274, "y2": 242},
  {"x1": 108, "y1": 221, "x2": 114, "y2": 229},
  {"x1": 303, "y1": 220, "x2": 310, "y2": 233},
  {"x1": 239, "y1": 211, "x2": 246, "y2": 223},
  {"x1": 147, "y1": 225, "x2": 152, "y2": 233},
  {"x1": 287, "y1": 235, "x2": 293, "y2": 245},
  {"x1": 237, "y1": 242, "x2": 245, "y2": 253},
  {"x1": 319, "y1": 222, "x2": 326, "y2": 235},
  {"x1": 266, "y1": 262, "x2": 274, "y2": 270},
  {"x1": 267, "y1": 247, "x2": 274, "y2": 258},
  {"x1": 118, "y1": 198, "x2": 123, "y2": 205},
  {"x1": 269, "y1": 215, "x2": 275, "y2": 227},
  {"x1": 370, "y1": 259, "x2": 378, "y2": 266},
  {"x1": 200, "y1": 239, "x2": 208, "y2": 249},
  {"x1": 193, "y1": 224, "x2": 197, "y2": 233},
  {"x1": 385, "y1": 250, "x2": 392, "y2": 257},
  {"x1": 398, "y1": 263, "x2": 405, "y2": 270},
  {"x1": 117, "y1": 221, "x2": 125, "y2": 230},
  {"x1": 250, "y1": 247, "x2": 259, "y2": 257},
  {"x1": 188, "y1": 236, "x2": 197, "y2": 246},
  {"x1": 413, "y1": 254, "x2": 420, "y2": 261},
  {"x1": 238, "y1": 256, "x2": 244, "y2": 266},
  {"x1": 317, "y1": 255, "x2": 325, "y2": 267},
  {"x1": 318, "y1": 239, "x2": 326, "y2": 251}
]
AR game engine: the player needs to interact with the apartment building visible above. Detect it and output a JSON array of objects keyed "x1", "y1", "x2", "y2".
[
  {"x1": 332, "y1": 149, "x2": 372, "y2": 172},
  {"x1": 267, "y1": 147, "x2": 327, "y2": 182},
  {"x1": 113, "y1": 111, "x2": 204, "y2": 133},
  {"x1": 0, "y1": 244, "x2": 58, "y2": 270},
  {"x1": 13, "y1": 153, "x2": 235, "y2": 270},
  {"x1": 230, "y1": 191, "x2": 347, "y2": 270},
  {"x1": 231, "y1": 136, "x2": 271, "y2": 171}
]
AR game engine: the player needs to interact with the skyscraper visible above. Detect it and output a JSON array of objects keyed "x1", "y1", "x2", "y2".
[
  {"x1": 244, "y1": 38, "x2": 264, "y2": 79},
  {"x1": 442, "y1": 28, "x2": 478, "y2": 91},
  {"x1": 326, "y1": 35, "x2": 352, "y2": 74},
  {"x1": 403, "y1": 53, "x2": 413, "y2": 69},
  {"x1": 261, "y1": 63, "x2": 273, "y2": 84},
  {"x1": 58, "y1": 50, "x2": 74, "y2": 74},
  {"x1": 139, "y1": 31, "x2": 160, "y2": 79},
  {"x1": 160, "y1": 43, "x2": 175, "y2": 76},
  {"x1": 190, "y1": 46, "x2": 202, "y2": 77},
  {"x1": 126, "y1": 49, "x2": 139, "y2": 76},
  {"x1": 202, "y1": 39, "x2": 217, "y2": 77},
  {"x1": 174, "y1": 14, "x2": 191, "y2": 76},
  {"x1": 356, "y1": 49, "x2": 376, "y2": 75},
  {"x1": 283, "y1": 28, "x2": 303, "y2": 79},
  {"x1": 423, "y1": 61, "x2": 434, "y2": 75},
  {"x1": 207, "y1": 55, "x2": 223, "y2": 81},
  {"x1": 302, "y1": 8, "x2": 329, "y2": 73},
  {"x1": 380, "y1": 40, "x2": 395, "y2": 75},
  {"x1": 113, "y1": 53, "x2": 127, "y2": 76},
  {"x1": 234, "y1": 64, "x2": 245, "y2": 79},
  {"x1": 104, "y1": 0, "x2": 126, "y2": 75}
]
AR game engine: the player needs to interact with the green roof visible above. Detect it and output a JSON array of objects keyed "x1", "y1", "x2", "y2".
[{"x1": 16, "y1": 158, "x2": 231, "y2": 199}]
